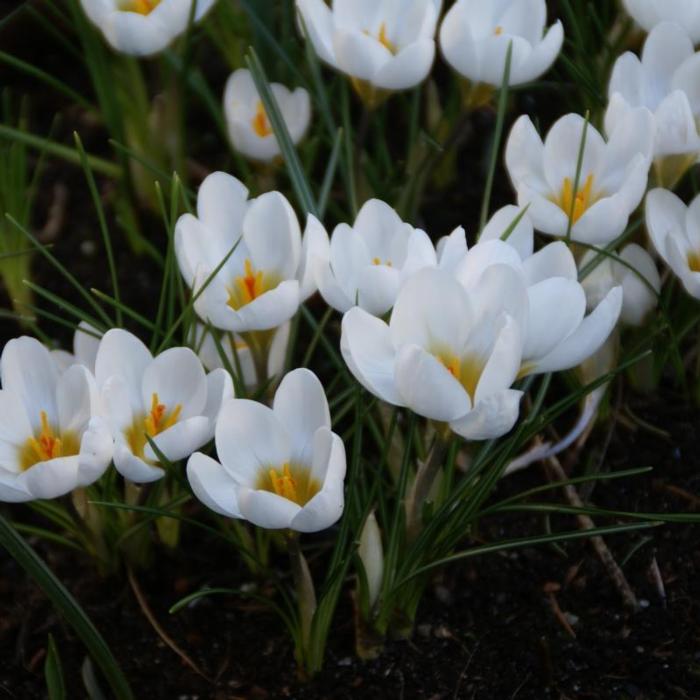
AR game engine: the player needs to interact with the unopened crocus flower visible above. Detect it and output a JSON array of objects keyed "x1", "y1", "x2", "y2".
[
  {"x1": 223, "y1": 69, "x2": 311, "y2": 163},
  {"x1": 505, "y1": 111, "x2": 653, "y2": 244},
  {"x1": 175, "y1": 172, "x2": 326, "y2": 334},
  {"x1": 622, "y1": 0, "x2": 700, "y2": 44},
  {"x1": 0, "y1": 337, "x2": 113, "y2": 502},
  {"x1": 295, "y1": 0, "x2": 442, "y2": 107},
  {"x1": 95, "y1": 329, "x2": 232, "y2": 483},
  {"x1": 580, "y1": 244, "x2": 660, "y2": 327},
  {"x1": 358, "y1": 511, "x2": 384, "y2": 608},
  {"x1": 52, "y1": 321, "x2": 101, "y2": 374},
  {"x1": 439, "y1": 0, "x2": 563, "y2": 102},
  {"x1": 645, "y1": 188, "x2": 700, "y2": 300},
  {"x1": 195, "y1": 322, "x2": 291, "y2": 389},
  {"x1": 341, "y1": 266, "x2": 525, "y2": 440},
  {"x1": 187, "y1": 368, "x2": 346, "y2": 532},
  {"x1": 79, "y1": 0, "x2": 216, "y2": 57},
  {"x1": 314, "y1": 199, "x2": 437, "y2": 316},
  {"x1": 605, "y1": 22, "x2": 700, "y2": 188}
]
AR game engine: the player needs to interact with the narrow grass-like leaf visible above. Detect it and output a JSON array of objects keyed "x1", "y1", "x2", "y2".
[
  {"x1": 0, "y1": 125, "x2": 120, "y2": 177},
  {"x1": 246, "y1": 48, "x2": 318, "y2": 216},
  {"x1": 44, "y1": 633, "x2": 66, "y2": 700},
  {"x1": 395, "y1": 521, "x2": 660, "y2": 587},
  {"x1": 74, "y1": 132, "x2": 121, "y2": 326},
  {"x1": 479, "y1": 41, "x2": 513, "y2": 231}
]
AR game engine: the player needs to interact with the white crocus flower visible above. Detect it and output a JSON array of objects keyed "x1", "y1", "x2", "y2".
[
  {"x1": 622, "y1": 0, "x2": 700, "y2": 44},
  {"x1": 505, "y1": 111, "x2": 654, "y2": 245},
  {"x1": 195, "y1": 322, "x2": 291, "y2": 389},
  {"x1": 79, "y1": 0, "x2": 216, "y2": 57},
  {"x1": 52, "y1": 321, "x2": 102, "y2": 374},
  {"x1": 314, "y1": 199, "x2": 437, "y2": 316},
  {"x1": 341, "y1": 266, "x2": 525, "y2": 440},
  {"x1": 580, "y1": 244, "x2": 660, "y2": 327},
  {"x1": 175, "y1": 172, "x2": 326, "y2": 334},
  {"x1": 453, "y1": 237, "x2": 623, "y2": 378},
  {"x1": 605, "y1": 22, "x2": 700, "y2": 188},
  {"x1": 439, "y1": 0, "x2": 563, "y2": 91},
  {"x1": 187, "y1": 369, "x2": 346, "y2": 532},
  {"x1": 295, "y1": 0, "x2": 441, "y2": 106},
  {"x1": 223, "y1": 69, "x2": 311, "y2": 163},
  {"x1": 0, "y1": 337, "x2": 113, "y2": 502},
  {"x1": 646, "y1": 188, "x2": 700, "y2": 300},
  {"x1": 95, "y1": 329, "x2": 232, "y2": 483}
]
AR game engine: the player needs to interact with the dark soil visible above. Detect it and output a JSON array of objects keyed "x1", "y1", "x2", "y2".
[
  {"x1": 1, "y1": 3, "x2": 700, "y2": 699},
  {"x1": 1, "y1": 388, "x2": 700, "y2": 700}
]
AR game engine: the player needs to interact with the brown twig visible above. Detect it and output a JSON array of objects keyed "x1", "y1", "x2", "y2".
[
  {"x1": 546, "y1": 454, "x2": 639, "y2": 611},
  {"x1": 127, "y1": 566, "x2": 212, "y2": 682},
  {"x1": 543, "y1": 582, "x2": 576, "y2": 638}
]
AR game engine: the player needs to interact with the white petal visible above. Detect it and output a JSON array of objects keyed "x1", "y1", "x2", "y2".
[
  {"x1": 372, "y1": 39, "x2": 435, "y2": 90},
  {"x1": 394, "y1": 344, "x2": 471, "y2": 421},
  {"x1": 95, "y1": 329, "x2": 152, "y2": 413},
  {"x1": 142, "y1": 347, "x2": 207, "y2": 419},
  {"x1": 533, "y1": 287, "x2": 623, "y2": 373},
  {"x1": 449, "y1": 389, "x2": 523, "y2": 441},
  {"x1": 474, "y1": 315, "x2": 522, "y2": 402},
  {"x1": 340, "y1": 308, "x2": 402, "y2": 405},
  {"x1": 215, "y1": 399, "x2": 289, "y2": 486},
  {"x1": 645, "y1": 187, "x2": 686, "y2": 262},
  {"x1": 291, "y1": 428, "x2": 346, "y2": 532},
  {"x1": 1, "y1": 336, "x2": 59, "y2": 431},
  {"x1": 236, "y1": 487, "x2": 301, "y2": 529},
  {"x1": 113, "y1": 439, "x2": 164, "y2": 483},
  {"x1": 273, "y1": 368, "x2": 330, "y2": 467},
  {"x1": 522, "y1": 241, "x2": 577, "y2": 284},
  {"x1": 479, "y1": 205, "x2": 534, "y2": 260},
  {"x1": 523, "y1": 278, "x2": 586, "y2": 363},
  {"x1": 187, "y1": 452, "x2": 242, "y2": 518},
  {"x1": 144, "y1": 415, "x2": 211, "y2": 462}
]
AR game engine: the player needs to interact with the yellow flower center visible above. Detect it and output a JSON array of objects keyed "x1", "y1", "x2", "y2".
[
  {"x1": 688, "y1": 251, "x2": 700, "y2": 273},
  {"x1": 18, "y1": 411, "x2": 79, "y2": 471},
  {"x1": 227, "y1": 259, "x2": 280, "y2": 311},
  {"x1": 125, "y1": 393, "x2": 182, "y2": 459},
  {"x1": 494, "y1": 25, "x2": 504, "y2": 35},
  {"x1": 553, "y1": 173, "x2": 599, "y2": 225},
  {"x1": 372, "y1": 257, "x2": 392, "y2": 266},
  {"x1": 119, "y1": 0, "x2": 161, "y2": 15},
  {"x1": 257, "y1": 462, "x2": 321, "y2": 506},
  {"x1": 435, "y1": 350, "x2": 484, "y2": 400},
  {"x1": 251, "y1": 101, "x2": 272, "y2": 138}
]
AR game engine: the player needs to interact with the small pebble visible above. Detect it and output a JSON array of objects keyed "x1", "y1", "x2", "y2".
[{"x1": 80, "y1": 240, "x2": 97, "y2": 256}]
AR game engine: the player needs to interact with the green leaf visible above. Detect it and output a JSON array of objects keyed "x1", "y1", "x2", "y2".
[
  {"x1": 479, "y1": 40, "x2": 513, "y2": 231},
  {"x1": 0, "y1": 514, "x2": 133, "y2": 700},
  {"x1": 245, "y1": 48, "x2": 318, "y2": 217},
  {"x1": 44, "y1": 633, "x2": 66, "y2": 700}
]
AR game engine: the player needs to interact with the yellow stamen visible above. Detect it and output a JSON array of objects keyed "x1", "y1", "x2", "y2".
[
  {"x1": 259, "y1": 462, "x2": 321, "y2": 506},
  {"x1": 372, "y1": 257, "x2": 392, "y2": 266},
  {"x1": 227, "y1": 259, "x2": 280, "y2": 311},
  {"x1": 18, "y1": 411, "x2": 79, "y2": 471},
  {"x1": 251, "y1": 101, "x2": 272, "y2": 138},
  {"x1": 688, "y1": 251, "x2": 700, "y2": 273},
  {"x1": 436, "y1": 351, "x2": 483, "y2": 400},
  {"x1": 554, "y1": 173, "x2": 597, "y2": 224},
  {"x1": 120, "y1": 0, "x2": 161, "y2": 15},
  {"x1": 377, "y1": 22, "x2": 396, "y2": 54},
  {"x1": 494, "y1": 25, "x2": 503, "y2": 35},
  {"x1": 125, "y1": 393, "x2": 182, "y2": 459}
]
